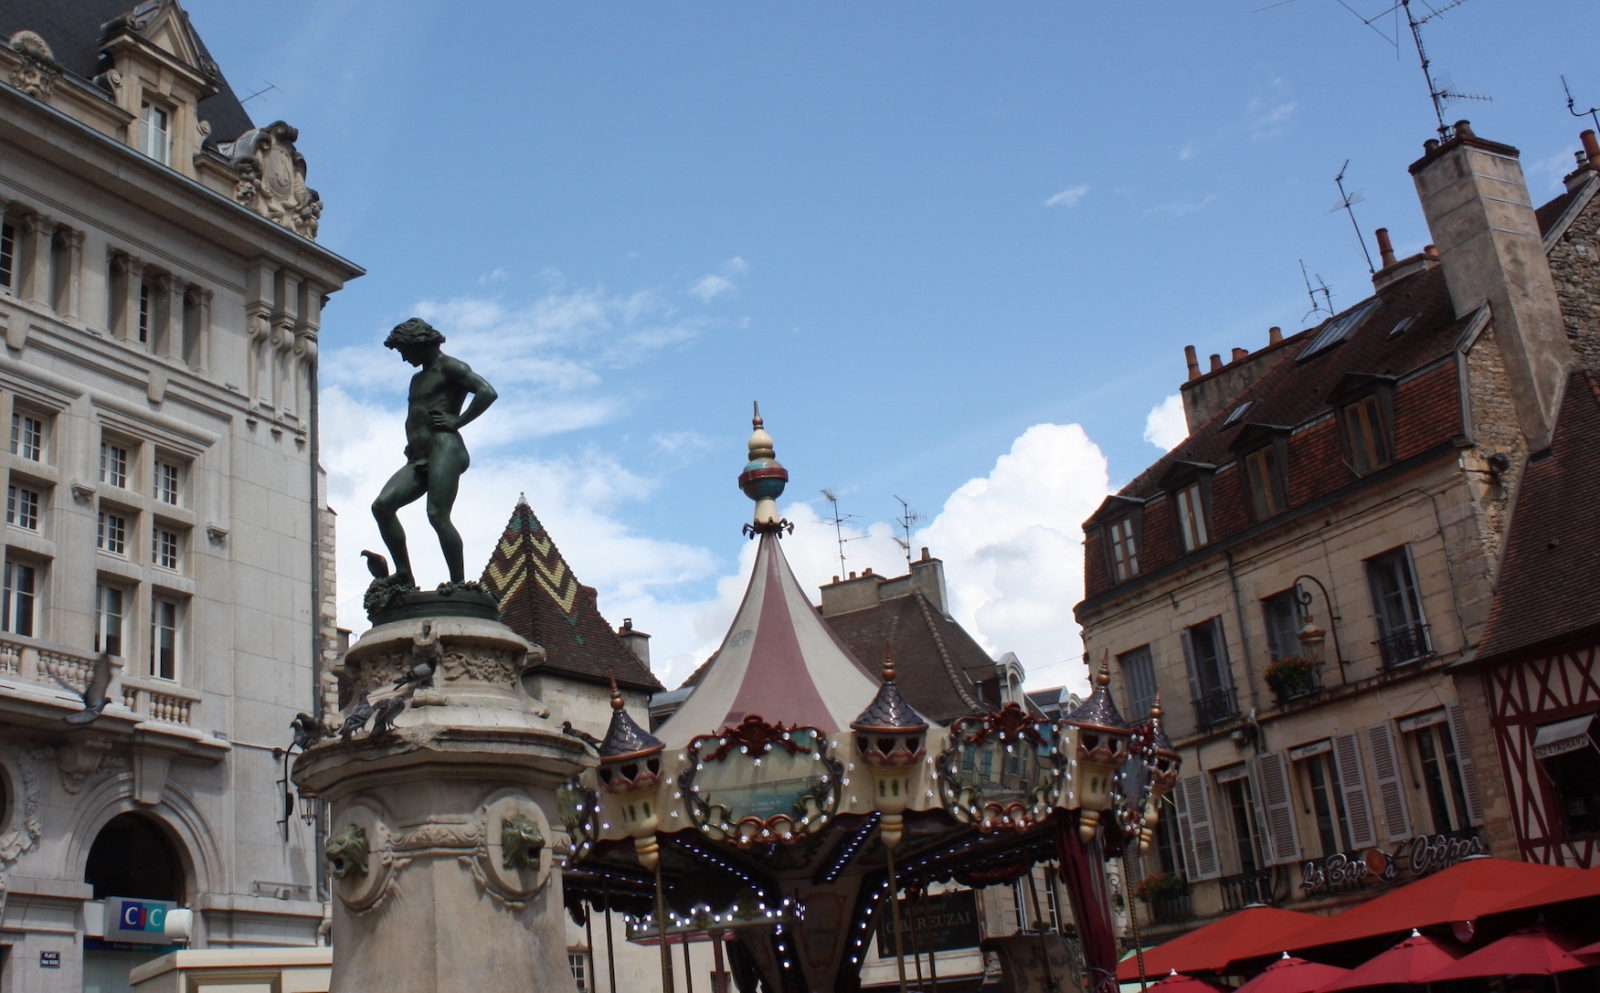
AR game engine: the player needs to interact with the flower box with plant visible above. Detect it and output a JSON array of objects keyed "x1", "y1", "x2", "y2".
[
  {"x1": 1264, "y1": 656, "x2": 1319, "y2": 700},
  {"x1": 1132, "y1": 872, "x2": 1186, "y2": 902}
]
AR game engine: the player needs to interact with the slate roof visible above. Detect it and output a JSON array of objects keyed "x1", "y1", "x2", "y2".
[
  {"x1": 1475, "y1": 369, "x2": 1600, "y2": 663},
  {"x1": 480, "y1": 498, "x2": 663, "y2": 693},
  {"x1": 2, "y1": 0, "x2": 253, "y2": 146},
  {"x1": 822, "y1": 591, "x2": 993, "y2": 726}
]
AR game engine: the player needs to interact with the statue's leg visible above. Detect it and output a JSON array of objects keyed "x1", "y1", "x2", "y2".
[
  {"x1": 425, "y1": 446, "x2": 467, "y2": 585},
  {"x1": 372, "y1": 464, "x2": 427, "y2": 586}
]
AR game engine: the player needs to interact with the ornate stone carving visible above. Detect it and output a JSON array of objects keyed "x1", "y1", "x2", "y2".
[
  {"x1": 8, "y1": 31, "x2": 61, "y2": 99},
  {"x1": 325, "y1": 823, "x2": 369, "y2": 879},
  {"x1": 218, "y1": 122, "x2": 322, "y2": 239},
  {"x1": 0, "y1": 748, "x2": 44, "y2": 867},
  {"x1": 500, "y1": 814, "x2": 543, "y2": 870},
  {"x1": 56, "y1": 736, "x2": 112, "y2": 794}
]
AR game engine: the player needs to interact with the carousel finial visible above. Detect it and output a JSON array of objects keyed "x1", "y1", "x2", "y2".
[{"x1": 738, "y1": 403, "x2": 790, "y2": 535}]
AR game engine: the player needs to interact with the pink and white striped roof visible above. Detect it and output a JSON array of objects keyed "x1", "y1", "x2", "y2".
[{"x1": 655, "y1": 531, "x2": 881, "y2": 749}]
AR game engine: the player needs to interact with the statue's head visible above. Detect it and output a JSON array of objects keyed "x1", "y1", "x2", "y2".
[{"x1": 384, "y1": 317, "x2": 446, "y2": 350}]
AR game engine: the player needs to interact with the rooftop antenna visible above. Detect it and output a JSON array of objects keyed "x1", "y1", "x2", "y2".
[
  {"x1": 1562, "y1": 75, "x2": 1600, "y2": 133},
  {"x1": 819, "y1": 489, "x2": 863, "y2": 578},
  {"x1": 239, "y1": 81, "x2": 279, "y2": 105},
  {"x1": 1300, "y1": 259, "x2": 1334, "y2": 321},
  {"x1": 891, "y1": 495, "x2": 923, "y2": 565},
  {"x1": 1329, "y1": 160, "x2": 1376, "y2": 274}
]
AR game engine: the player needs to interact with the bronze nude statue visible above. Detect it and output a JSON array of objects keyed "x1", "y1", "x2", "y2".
[{"x1": 371, "y1": 318, "x2": 497, "y2": 589}]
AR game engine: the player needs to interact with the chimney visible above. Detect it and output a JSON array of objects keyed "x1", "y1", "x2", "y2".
[
  {"x1": 617, "y1": 618, "x2": 651, "y2": 666},
  {"x1": 1209, "y1": 353, "x2": 1223, "y2": 372},
  {"x1": 1583, "y1": 130, "x2": 1600, "y2": 168},
  {"x1": 1230, "y1": 347, "x2": 1248, "y2": 363},
  {"x1": 1268, "y1": 326, "x2": 1282, "y2": 346},
  {"x1": 1184, "y1": 345, "x2": 1201, "y2": 381},
  {"x1": 1565, "y1": 130, "x2": 1600, "y2": 192},
  {"x1": 1375, "y1": 228, "x2": 1397, "y2": 268},
  {"x1": 1411, "y1": 120, "x2": 1572, "y2": 449},
  {"x1": 909, "y1": 548, "x2": 949, "y2": 614}
]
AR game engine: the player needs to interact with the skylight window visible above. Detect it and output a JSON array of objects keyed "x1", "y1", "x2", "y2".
[
  {"x1": 1221, "y1": 401, "x2": 1255, "y2": 428},
  {"x1": 1388, "y1": 314, "x2": 1418, "y2": 339},
  {"x1": 1299, "y1": 299, "x2": 1380, "y2": 361}
]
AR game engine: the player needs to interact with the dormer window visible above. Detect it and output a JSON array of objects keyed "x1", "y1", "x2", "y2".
[
  {"x1": 1107, "y1": 516, "x2": 1139, "y2": 582},
  {"x1": 1159, "y1": 461, "x2": 1215, "y2": 554},
  {"x1": 1233, "y1": 424, "x2": 1292, "y2": 521},
  {"x1": 140, "y1": 100, "x2": 172, "y2": 165},
  {"x1": 1329, "y1": 374, "x2": 1398, "y2": 477}
]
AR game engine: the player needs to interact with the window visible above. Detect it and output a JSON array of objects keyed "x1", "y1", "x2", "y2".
[
  {"x1": 6, "y1": 483, "x2": 39, "y2": 530},
  {"x1": 1366, "y1": 547, "x2": 1429, "y2": 666},
  {"x1": 1261, "y1": 591, "x2": 1301, "y2": 662},
  {"x1": 1107, "y1": 516, "x2": 1139, "y2": 581},
  {"x1": 154, "y1": 459, "x2": 181, "y2": 505},
  {"x1": 1119, "y1": 646, "x2": 1158, "y2": 720},
  {"x1": 2, "y1": 559, "x2": 36, "y2": 637},
  {"x1": 1533, "y1": 715, "x2": 1600, "y2": 838},
  {"x1": 1299, "y1": 298, "x2": 1380, "y2": 361},
  {"x1": 152, "y1": 528, "x2": 180, "y2": 570},
  {"x1": 140, "y1": 101, "x2": 172, "y2": 165},
  {"x1": 1297, "y1": 746, "x2": 1356, "y2": 856},
  {"x1": 1154, "y1": 814, "x2": 1186, "y2": 878},
  {"x1": 100, "y1": 440, "x2": 130, "y2": 488},
  {"x1": 97, "y1": 510, "x2": 128, "y2": 555},
  {"x1": 138, "y1": 279, "x2": 152, "y2": 343},
  {"x1": 1175, "y1": 483, "x2": 1209, "y2": 551},
  {"x1": 1404, "y1": 715, "x2": 1476, "y2": 835},
  {"x1": 10, "y1": 412, "x2": 43, "y2": 461},
  {"x1": 151, "y1": 596, "x2": 179, "y2": 680},
  {"x1": 1244, "y1": 446, "x2": 1286, "y2": 519},
  {"x1": 568, "y1": 952, "x2": 590, "y2": 993},
  {"x1": 1343, "y1": 394, "x2": 1391, "y2": 474},
  {"x1": 0, "y1": 218, "x2": 13, "y2": 290},
  {"x1": 1217, "y1": 769, "x2": 1264, "y2": 874},
  {"x1": 1182, "y1": 618, "x2": 1237, "y2": 728},
  {"x1": 95, "y1": 584, "x2": 124, "y2": 656}
]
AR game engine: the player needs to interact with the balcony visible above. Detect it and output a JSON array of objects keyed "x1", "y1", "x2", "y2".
[
  {"x1": 1193, "y1": 687, "x2": 1239, "y2": 729},
  {"x1": 1377, "y1": 623, "x2": 1431, "y2": 668},
  {"x1": 1145, "y1": 888, "x2": 1194, "y2": 925},
  {"x1": 1220, "y1": 868, "x2": 1285, "y2": 911},
  {"x1": 1265, "y1": 658, "x2": 1323, "y2": 707}
]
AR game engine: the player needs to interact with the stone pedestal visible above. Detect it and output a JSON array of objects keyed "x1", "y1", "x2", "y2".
[{"x1": 294, "y1": 611, "x2": 591, "y2": 993}]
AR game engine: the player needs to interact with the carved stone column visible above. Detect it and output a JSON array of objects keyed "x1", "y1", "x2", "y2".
[
  {"x1": 246, "y1": 305, "x2": 271, "y2": 404},
  {"x1": 57, "y1": 227, "x2": 83, "y2": 319},
  {"x1": 188, "y1": 286, "x2": 212, "y2": 372},
  {"x1": 293, "y1": 610, "x2": 590, "y2": 993},
  {"x1": 18, "y1": 212, "x2": 51, "y2": 306},
  {"x1": 152, "y1": 272, "x2": 178, "y2": 359}
]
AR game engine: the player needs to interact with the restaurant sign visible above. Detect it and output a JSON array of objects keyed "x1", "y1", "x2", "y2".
[
  {"x1": 1300, "y1": 833, "x2": 1486, "y2": 896},
  {"x1": 875, "y1": 890, "x2": 981, "y2": 956}
]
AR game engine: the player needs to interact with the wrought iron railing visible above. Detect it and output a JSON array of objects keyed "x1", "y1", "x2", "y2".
[
  {"x1": 1220, "y1": 868, "x2": 1283, "y2": 911},
  {"x1": 1147, "y1": 889, "x2": 1194, "y2": 924},
  {"x1": 1192, "y1": 687, "x2": 1239, "y2": 729},
  {"x1": 1267, "y1": 661, "x2": 1322, "y2": 706},
  {"x1": 1376, "y1": 623, "x2": 1431, "y2": 668}
]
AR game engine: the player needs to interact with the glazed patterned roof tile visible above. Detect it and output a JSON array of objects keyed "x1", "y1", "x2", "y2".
[
  {"x1": 852, "y1": 672, "x2": 929, "y2": 732},
  {"x1": 599, "y1": 699, "x2": 664, "y2": 759}
]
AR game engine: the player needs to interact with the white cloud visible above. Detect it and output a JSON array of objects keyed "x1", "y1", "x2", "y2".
[
  {"x1": 1045, "y1": 184, "x2": 1090, "y2": 208},
  {"x1": 689, "y1": 257, "x2": 751, "y2": 302},
  {"x1": 1142, "y1": 193, "x2": 1220, "y2": 220},
  {"x1": 1177, "y1": 141, "x2": 1199, "y2": 162},
  {"x1": 1143, "y1": 393, "x2": 1189, "y2": 451},
  {"x1": 476, "y1": 266, "x2": 507, "y2": 286}
]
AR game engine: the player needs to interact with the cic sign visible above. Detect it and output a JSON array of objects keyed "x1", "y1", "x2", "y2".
[{"x1": 103, "y1": 897, "x2": 180, "y2": 945}]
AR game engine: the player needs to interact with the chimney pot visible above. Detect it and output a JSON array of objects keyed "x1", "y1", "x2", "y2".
[
  {"x1": 849, "y1": 571, "x2": 857, "y2": 580},
  {"x1": 1582, "y1": 130, "x2": 1600, "y2": 170},
  {"x1": 1423, "y1": 138, "x2": 1440, "y2": 154},
  {"x1": 1209, "y1": 353, "x2": 1223, "y2": 372},
  {"x1": 1424, "y1": 244, "x2": 1439, "y2": 259},
  {"x1": 863, "y1": 567, "x2": 873, "y2": 577},
  {"x1": 1268, "y1": 326, "x2": 1283, "y2": 345},
  {"x1": 1455, "y1": 120, "x2": 1474, "y2": 138},
  {"x1": 1375, "y1": 228, "x2": 1397, "y2": 268},
  {"x1": 919, "y1": 546, "x2": 930, "y2": 562},
  {"x1": 1231, "y1": 347, "x2": 1248, "y2": 362},
  {"x1": 1184, "y1": 345, "x2": 1201, "y2": 381}
]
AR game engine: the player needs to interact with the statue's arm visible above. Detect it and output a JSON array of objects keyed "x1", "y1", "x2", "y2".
[{"x1": 434, "y1": 356, "x2": 498, "y2": 431}]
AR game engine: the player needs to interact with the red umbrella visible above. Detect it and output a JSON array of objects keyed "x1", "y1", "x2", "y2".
[
  {"x1": 1574, "y1": 938, "x2": 1600, "y2": 957},
  {"x1": 1148, "y1": 970, "x2": 1229, "y2": 993},
  {"x1": 1315, "y1": 930, "x2": 1463, "y2": 992},
  {"x1": 1294, "y1": 858, "x2": 1586, "y2": 950},
  {"x1": 1116, "y1": 907, "x2": 1323, "y2": 981},
  {"x1": 1427, "y1": 927, "x2": 1600, "y2": 981},
  {"x1": 1483, "y1": 866, "x2": 1600, "y2": 916},
  {"x1": 1235, "y1": 954, "x2": 1353, "y2": 993}
]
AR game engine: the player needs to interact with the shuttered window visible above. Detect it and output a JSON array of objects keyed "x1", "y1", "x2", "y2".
[
  {"x1": 1119, "y1": 646, "x2": 1157, "y2": 719},
  {"x1": 1445, "y1": 703, "x2": 1485, "y2": 827},
  {"x1": 1174, "y1": 775, "x2": 1221, "y2": 881},
  {"x1": 1331, "y1": 732, "x2": 1378, "y2": 849},
  {"x1": 1364, "y1": 722, "x2": 1412, "y2": 842},
  {"x1": 1250, "y1": 753, "x2": 1302, "y2": 865}
]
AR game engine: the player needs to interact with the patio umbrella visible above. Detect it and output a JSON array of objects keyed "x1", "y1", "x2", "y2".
[
  {"x1": 1294, "y1": 858, "x2": 1587, "y2": 951},
  {"x1": 1483, "y1": 866, "x2": 1600, "y2": 916},
  {"x1": 1116, "y1": 907, "x2": 1324, "y2": 981},
  {"x1": 1235, "y1": 954, "x2": 1353, "y2": 993},
  {"x1": 1315, "y1": 930, "x2": 1463, "y2": 993},
  {"x1": 1427, "y1": 927, "x2": 1600, "y2": 982},
  {"x1": 1148, "y1": 969, "x2": 1229, "y2": 993}
]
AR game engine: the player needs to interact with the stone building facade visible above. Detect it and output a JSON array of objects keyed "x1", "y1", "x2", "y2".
[
  {"x1": 0, "y1": 3, "x2": 361, "y2": 989},
  {"x1": 1075, "y1": 122, "x2": 1600, "y2": 944}
]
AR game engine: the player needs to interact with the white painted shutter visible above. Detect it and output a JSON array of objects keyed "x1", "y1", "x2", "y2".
[
  {"x1": 1250, "y1": 753, "x2": 1302, "y2": 865},
  {"x1": 1446, "y1": 703, "x2": 1485, "y2": 826},
  {"x1": 1179, "y1": 629, "x2": 1204, "y2": 715},
  {"x1": 1331, "y1": 732, "x2": 1378, "y2": 850},
  {"x1": 1175, "y1": 774, "x2": 1221, "y2": 881},
  {"x1": 1363, "y1": 721, "x2": 1412, "y2": 842}
]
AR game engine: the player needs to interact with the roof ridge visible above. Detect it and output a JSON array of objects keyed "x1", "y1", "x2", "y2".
[{"x1": 914, "y1": 591, "x2": 984, "y2": 713}]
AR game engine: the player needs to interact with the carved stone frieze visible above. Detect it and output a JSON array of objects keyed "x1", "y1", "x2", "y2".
[
  {"x1": 8, "y1": 31, "x2": 61, "y2": 99},
  {"x1": 56, "y1": 736, "x2": 113, "y2": 794},
  {"x1": 0, "y1": 747, "x2": 44, "y2": 867},
  {"x1": 218, "y1": 122, "x2": 322, "y2": 239}
]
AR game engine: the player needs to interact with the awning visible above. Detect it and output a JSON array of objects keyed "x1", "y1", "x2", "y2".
[{"x1": 1533, "y1": 714, "x2": 1597, "y2": 759}]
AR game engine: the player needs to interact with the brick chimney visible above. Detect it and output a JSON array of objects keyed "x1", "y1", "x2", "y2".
[
  {"x1": 1411, "y1": 121, "x2": 1572, "y2": 449},
  {"x1": 617, "y1": 618, "x2": 650, "y2": 665},
  {"x1": 1179, "y1": 325, "x2": 1292, "y2": 431}
]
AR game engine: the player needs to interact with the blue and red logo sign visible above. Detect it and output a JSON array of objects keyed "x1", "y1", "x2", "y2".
[
  {"x1": 118, "y1": 901, "x2": 167, "y2": 933},
  {"x1": 102, "y1": 898, "x2": 178, "y2": 944}
]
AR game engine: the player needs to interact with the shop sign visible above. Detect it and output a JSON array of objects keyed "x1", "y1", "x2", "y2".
[
  {"x1": 1300, "y1": 833, "x2": 1487, "y2": 896},
  {"x1": 39, "y1": 950, "x2": 60, "y2": 969},
  {"x1": 103, "y1": 896, "x2": 180, "y2": 945},
  {"x1": 875, "y1": 890, "x2": 981, "y2": 956}
]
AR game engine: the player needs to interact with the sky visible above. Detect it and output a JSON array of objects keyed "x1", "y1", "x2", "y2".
[{"x1": 180, "y1": 0, "x2": 1600, "y2": 696}]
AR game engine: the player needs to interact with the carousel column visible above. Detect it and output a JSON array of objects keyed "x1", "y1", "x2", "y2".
[{"x1": 294, "y1": 606, "x2": 591, "y2": 993}]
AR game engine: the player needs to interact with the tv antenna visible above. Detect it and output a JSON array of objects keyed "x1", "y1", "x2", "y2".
[
  {"x1": 1562, "y1": 75, "x2": 1600, "y2": 133},
  {"x1": 240, "y1": 81, "x2": 279, "y2": 105},
  {"x1": 819, "y1": 490, "x2": 863, "y2": 578},
  {"x1": 891, "y1": 495, "x2": 924, "y2": 565},
  {"x1": 1329, "y1": 160, "x2": 1376, "y2": 274},
  {"x1": 1300, "y1": 260, "x2": 1334, "y2": 321}
]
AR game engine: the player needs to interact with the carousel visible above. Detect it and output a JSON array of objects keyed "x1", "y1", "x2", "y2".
[{"x1": 557, "y1": 408, "x2": 1180, "y2": 993}]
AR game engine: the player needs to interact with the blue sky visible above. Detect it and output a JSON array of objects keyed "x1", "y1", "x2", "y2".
[{"x1": 185, "y1": 0, "x2": 1600, "y2": 694}]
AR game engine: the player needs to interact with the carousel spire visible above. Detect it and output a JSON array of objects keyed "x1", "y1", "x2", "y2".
[
  {"x1": 851, "y1": 650, "x2": 929, "y2": 733},
  {"x1": 597, "y1": 679, "x2": 664, "y2": 763},
  {"x1": 738, "y1": 401, "x2": 791, "y2": 535}
]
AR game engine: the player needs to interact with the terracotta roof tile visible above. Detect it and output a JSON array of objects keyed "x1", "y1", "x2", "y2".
[{"x1": 823, "y1": 593, "x2": 993, "y2": 725}]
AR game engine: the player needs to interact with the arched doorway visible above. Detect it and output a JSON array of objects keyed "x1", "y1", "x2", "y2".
[{"x1": 82, "y1": 812, "x2": 188, "y2": 993}]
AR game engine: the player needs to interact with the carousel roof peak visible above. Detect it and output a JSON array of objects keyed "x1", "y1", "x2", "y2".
[
  {"x1": 851, "y1": 650, "x2": 929, "y2": 732},
  {"x1": 1064, "y1": 652, "x2": 1129, "y2": 730},
  {"x1": 598, "y1": 678, "x2": 664, "y2": 760},
  {"x1": 738, "y1": 402, "x2": 791, "y2": 536}
]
